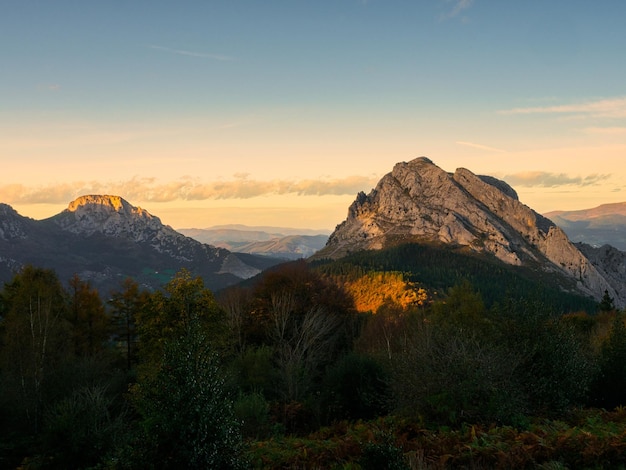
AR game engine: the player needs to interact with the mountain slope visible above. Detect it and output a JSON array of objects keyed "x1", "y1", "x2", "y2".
[
  {"x1": 314, "y1": 157, "x2": 624, "y2": 307},
  {"x1": 545, "y1": 203, "x2": 626, "y2": 251},
  {"x1": 0, "y1": 196, "x2": 280, "y2": 293}
]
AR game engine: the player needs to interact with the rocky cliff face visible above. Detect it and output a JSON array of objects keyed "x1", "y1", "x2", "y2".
[{"x1": 316, "y1": 157, "x2": 623, "y2": 306}]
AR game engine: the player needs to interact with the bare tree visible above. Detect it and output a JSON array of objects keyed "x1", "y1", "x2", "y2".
[{"x1": 268, "y1": 291, "x2": 342, "y2": 401}]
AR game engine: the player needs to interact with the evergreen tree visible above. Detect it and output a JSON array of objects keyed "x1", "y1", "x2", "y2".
[
  {"x1": 131, "y1": 324, "x2": 245, "y2": 469},
  {"x1": 599, "y1": 289, "x2": 616, "y2": 312}
]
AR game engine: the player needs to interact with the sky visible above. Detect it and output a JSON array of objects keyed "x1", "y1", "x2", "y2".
[{"x1": 2, "y1": 0, "x2": 626, "y2": 230}]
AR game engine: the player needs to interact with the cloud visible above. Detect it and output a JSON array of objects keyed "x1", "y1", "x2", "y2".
[
  {"x1": 0, "y1": 175, "x2": 380, "y2": 205},
  {"x1": 502, "y1": 171, "x2": 611, "y2": 188},
  {"x1": 149, "y1": 45, "x2": 234, "y2": 62},
  {"x1": 456, "y1": 141, "x2": 506, "y2": 153},
  {"x1": 500, "y1": 97, "x2": 626, "y2": 119},
  {"x1": 440, "y1": 0, "x2": 473, "y2": 20}
]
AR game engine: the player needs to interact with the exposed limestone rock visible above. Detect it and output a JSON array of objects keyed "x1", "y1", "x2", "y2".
[
  {"x1": 576, "y1": 243, "x2": 626, "y2": 304},
  {"x1": 58, "y1": 195, "x2": 170, "y2": 241},
  {"x1": 316, "y1": 157, "x2": 623, "y2": 306}
]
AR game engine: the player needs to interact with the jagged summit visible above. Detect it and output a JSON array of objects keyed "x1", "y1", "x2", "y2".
[
  {"x1": 55, "y1": 195, "x2": 165, "y2": 238},
  {"x1": 315, "y1": 157, "x2": 624, "y2": 306}
]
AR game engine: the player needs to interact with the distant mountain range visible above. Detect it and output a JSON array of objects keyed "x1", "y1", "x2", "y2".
[
  {"x1": 545, "y1": 203, "x2": 626, "y2": 251},
  {"x1": 0, "y1": 196, "x2": 281, "y2": 293},
  {"x1": 178, "y1": 226, "x2": 329, "y2": 260}
]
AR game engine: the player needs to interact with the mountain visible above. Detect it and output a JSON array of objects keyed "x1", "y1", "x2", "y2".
[
  {"x1": 545, "y1": 203, "x2": 626, "y2": 251},
  {"x1": 0, "y1": 195, "x2": 281, "y2": 293},
  {"x1": 313, "y1": 157, "x2": 625, "y2": 307},
  {"x1": 178, "y1": 226, "x2": 329, "y2": 259}
]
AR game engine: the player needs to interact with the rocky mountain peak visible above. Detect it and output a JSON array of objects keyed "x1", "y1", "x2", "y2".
[
  {"x1": 315, "y1": 158, "x2": 624, "y2": 306},
  {"x1": 55, "y1": 195, "x2": 166, "y2": 239}
]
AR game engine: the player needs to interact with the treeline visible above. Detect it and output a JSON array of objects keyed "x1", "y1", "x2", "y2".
[{"x1": 0, "y1": 259, "x2": 625, "y2": 468}]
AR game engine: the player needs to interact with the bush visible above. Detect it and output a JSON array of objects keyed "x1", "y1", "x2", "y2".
[
  {"x1": 321, "y1": 352, "x2": 390, "y2": 422},
  {"x1": 42, "y1": 385, "x2": 129, "y2": 469},
  {"x1": 234, "y1": 392, "x2": 273, "y2": 439}
]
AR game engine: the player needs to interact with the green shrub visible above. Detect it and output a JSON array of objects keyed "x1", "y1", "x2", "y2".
[
  {"x1": 234, "y1": 392, "x2": 273, "y2": 439},
  {"x1": 321, "y1": 352, "x2": 390, "y2": 423}
]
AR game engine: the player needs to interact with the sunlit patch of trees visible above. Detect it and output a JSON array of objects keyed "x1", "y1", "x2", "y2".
[
  {"x1": 324, "y1": 270, "x2": 429, "y2": 313},
  {"x1": 1, "y1": 256, "x2": 625, "y2": 468}
]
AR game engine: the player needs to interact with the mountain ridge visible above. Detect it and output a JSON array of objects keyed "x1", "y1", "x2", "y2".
[
  {"x1": 314, "y1": 157, "x2": 625, "y2": 307},
  {"x1": 0, "y1": 195, "x2": 281, "y2": 293}
]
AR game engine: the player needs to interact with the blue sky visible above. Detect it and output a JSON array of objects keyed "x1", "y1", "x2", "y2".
[{"x1": 2, "y1": 1, "x2": 626, "y2": 229}]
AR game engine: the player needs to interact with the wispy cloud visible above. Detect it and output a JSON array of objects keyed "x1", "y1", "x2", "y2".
[
  {"x1": 0, "y1": 175, "x2": 379, "y2": 205},
  {"x1": 502, "y1": 171, "x2": 611, "y2": 188},
  {"x1": 499, "y1": 97, "x2": 626, "y2": 119},
  {"x1": 456, "y1": 141, "x2": 506, "y2": 153},
  {"x1": 440, "y1": 0, "x2": 473, "y2": 20},
  {"x1": 149, "y1": 45, "x2": 234, "y2": 62}
]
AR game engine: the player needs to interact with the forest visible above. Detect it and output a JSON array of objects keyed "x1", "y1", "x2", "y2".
[{"x1": 1, "y1": 248, "x2": 626, "y2": 469}]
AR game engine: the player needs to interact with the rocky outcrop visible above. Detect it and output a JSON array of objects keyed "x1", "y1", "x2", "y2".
[
  {"x1": 316, "y1": 157, "x2": 623, "y2": 306},
  {"x1": 0, "y1": 203, "x2": 31, "y2": 241},
  {"x1": 576, "y1": 243, "x2": 626, "y2": 303}
]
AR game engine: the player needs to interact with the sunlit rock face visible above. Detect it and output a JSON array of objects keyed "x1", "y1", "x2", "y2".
[
  {"x1": 57, "y1": 195, "x2": 168, "y2": 241},
  {"x1": 315, "y1": 157, "x2": 624, "y2": 306}
]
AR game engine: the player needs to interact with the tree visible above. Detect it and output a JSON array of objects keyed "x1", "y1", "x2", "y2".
[
  {"x1": 130, "y1": 324, "x2": 245, "y2": 469},
  {"x1": 0, "y1": 266, "x2": 71, "y2": 434},
  {"x1": 68, "y1": 274, "x2": 109, "y2": 358},
  {"x1": 321, "y1": 352, "x2": 390, "y2": 422},
  {"x1": 217, "y1": 286, "x2": 251, "y2": 354},
  {"x1": 589, "y1": 312, "x2": 626, "y2": 408},
  {"x1": 269, "y1": 298, "x2": 342, "y2": 402},
  {"x1": 135, "y1": 269, "x2": 227, "y2": 376},
  {"x1": 599, "y1": 289, "x2": 616, "y2": 312},
  {"x1": 109, "y1": 278, "x2": 149, "y2": 370}
]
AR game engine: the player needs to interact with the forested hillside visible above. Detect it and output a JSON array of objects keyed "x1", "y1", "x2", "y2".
[{"x1": 1, "y1": 259, "x2": 625, "y2": 468}]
